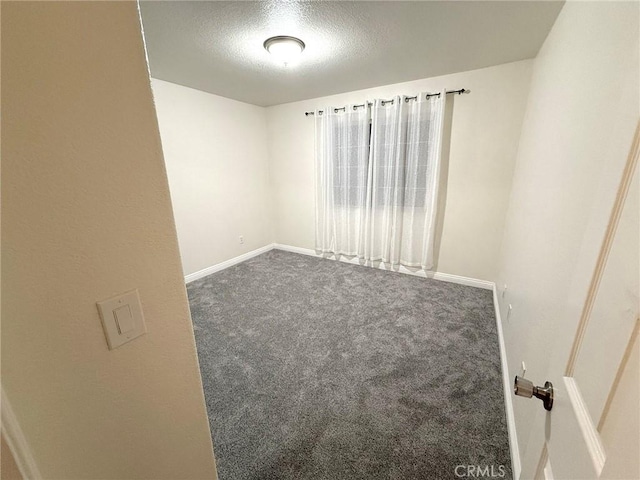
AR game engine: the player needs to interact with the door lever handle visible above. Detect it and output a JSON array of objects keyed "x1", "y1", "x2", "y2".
[{"x1": 514, "y1": 376, "x2": 554, "y2": 411}]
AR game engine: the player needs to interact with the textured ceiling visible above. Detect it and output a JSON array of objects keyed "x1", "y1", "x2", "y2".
[{"x1": 139, "y1": 1, "x2": 563, "y2": 107}]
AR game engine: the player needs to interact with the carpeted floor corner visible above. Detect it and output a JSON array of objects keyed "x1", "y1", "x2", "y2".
[{"x1": 187, "y1": 250, "x2": 511, "y2": 480}]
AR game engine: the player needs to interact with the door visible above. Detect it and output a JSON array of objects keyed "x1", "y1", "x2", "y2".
[{"x1": 523, "y1": 124, "x2": 639, "y2": 480}]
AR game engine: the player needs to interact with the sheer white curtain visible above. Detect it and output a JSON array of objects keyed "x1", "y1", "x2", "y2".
[
  {"x1": 315, "y1": 91, "x2": 446, "y2": 270},
  {"x1": 365, "y1": 92, "x2": 446, "y2": 269},
  {"x1": 315, "y1": 104, "x2": 371, "y2": 255}
]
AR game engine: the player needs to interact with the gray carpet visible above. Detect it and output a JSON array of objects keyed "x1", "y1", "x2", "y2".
[{"x1": 187, "y1": 250, "x2": 511, "y2": 480}]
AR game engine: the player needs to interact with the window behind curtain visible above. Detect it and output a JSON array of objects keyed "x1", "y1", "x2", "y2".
[
  {"x1": 315, "y1": 92, "x2": 446, "y2": 269},
  {"x1": 330, "y1": 115, "x2": 369, "y2": 208}
]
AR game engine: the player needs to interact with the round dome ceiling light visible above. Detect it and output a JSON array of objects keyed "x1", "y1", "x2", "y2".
[{"x1": 263, "y1": 36, "x2": 305, "y2": 66}]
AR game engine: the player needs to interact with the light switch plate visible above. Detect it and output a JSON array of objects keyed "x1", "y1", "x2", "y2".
[{"x1": 97, "y1": 289, "x2": 146, "y2": 350}]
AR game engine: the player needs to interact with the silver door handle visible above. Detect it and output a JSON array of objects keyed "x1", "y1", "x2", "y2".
[{"x1": 514, "y1": 376, "x2": 554, "y2": 411}]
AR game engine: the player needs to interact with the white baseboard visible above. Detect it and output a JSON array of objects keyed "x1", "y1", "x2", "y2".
[
  {"x1": 1, "y1": 387, "x2": 42, "y2": 479},
  {"x1": 493, "y1": 286, "x2": 521, "y2": 480},
  {"x1": 273, "y1": 244, "x2": 493, "y2": 290},
  {"x1": 189, "y1": 242, "x2": 493, "y2": 290},
  {"x1": 272, "y1": 243, "x2": 315, "y2": 257},
  {"x1": 184, "y1": 244, "x2": 275, "y2": 283},
  {"x1": 431, "y1": 272, "x2": 494, "y2": 290}
]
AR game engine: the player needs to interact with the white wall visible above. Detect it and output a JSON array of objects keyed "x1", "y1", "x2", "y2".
[
  {"x1": 151, "y1": 79, "x2": 273, "y2": 276},
  {"x1": 494, "y1": 0, "x2": 639, "y2": 472},
  {"x1": 1, "y1": 3, "x2": 217, "y2": 479},
  {"x1": 266, "y1": 60, "x2": 533, "y2": 281}
]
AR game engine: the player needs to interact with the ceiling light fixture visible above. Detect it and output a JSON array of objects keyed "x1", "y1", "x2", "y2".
[{"x1": 263, "y1": 36, "x2": 305, "y2": 66}]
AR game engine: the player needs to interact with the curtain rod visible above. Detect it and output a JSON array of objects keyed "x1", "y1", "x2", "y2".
[{"x1": 304, "y1": 88, "x2": 469, "y2": 116}]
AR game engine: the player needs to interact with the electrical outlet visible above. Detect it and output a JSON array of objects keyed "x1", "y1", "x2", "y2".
[
  {"x1": 502, "y1": 284, "x2": 508, "y2": 298},
  {"x1": 239, "y1": 235, "x2": 244, "y2": 244}
]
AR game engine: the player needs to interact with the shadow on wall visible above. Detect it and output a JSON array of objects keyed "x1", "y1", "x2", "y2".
[
  {"x1": 1, "y1": 434, "x2": 24, "y2": 480},
  {"x1": 432, "y1": 97, "x2": 455, "y2": 271}
]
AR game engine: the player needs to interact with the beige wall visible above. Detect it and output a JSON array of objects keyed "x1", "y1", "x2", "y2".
[
  {"x1": 266, "y1": 60, "x2": 533, "y2": 281},
  {"x1": 1, "y1": 3, "x2": 217, "y2": 479},
  {"x1": 151, "y1": 79, "x2": 273, "y2": 276},
  {"x1": 495, "y1": 0, "x2": 639, "y2": 470}
]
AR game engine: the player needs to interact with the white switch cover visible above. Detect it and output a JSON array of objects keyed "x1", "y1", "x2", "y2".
[
  {"x1": 114, "y1": 305, "x2": 134, "y2": 334},
  {"x1": 97, "y1": 290, "x2": 146, "y2": 350}
]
